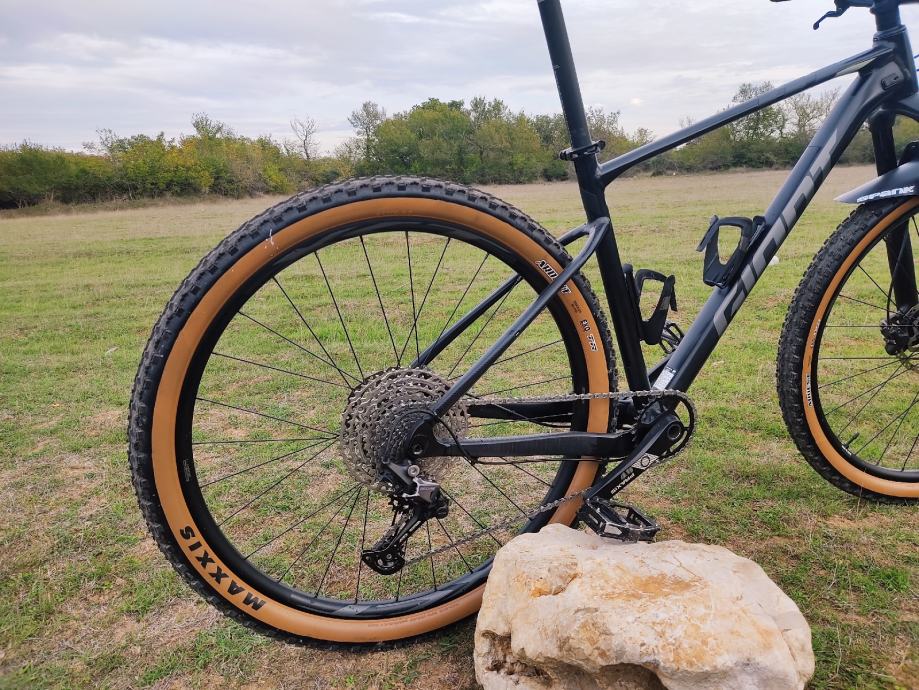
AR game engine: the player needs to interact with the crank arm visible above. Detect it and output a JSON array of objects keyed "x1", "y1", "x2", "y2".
[{"x1": 584, "y1": 411, "x2": 682, "y2": 501}]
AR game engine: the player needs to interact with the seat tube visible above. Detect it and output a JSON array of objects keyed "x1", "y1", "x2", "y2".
[{"x1": 537, "y1": 0, "x2": 650, "y2": 389}]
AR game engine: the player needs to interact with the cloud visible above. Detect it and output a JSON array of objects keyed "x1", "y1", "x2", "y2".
[{"x1": 0, "y1": 0, "x2": 914, "y2": 150}]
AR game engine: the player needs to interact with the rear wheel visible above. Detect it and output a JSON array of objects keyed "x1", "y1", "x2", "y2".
[
  {"x1": 778, "y1": 198, "x2": 919, "y2": 502},
  {"x1": 129, "y1": 177, "x2": 616, "y2": 645}
]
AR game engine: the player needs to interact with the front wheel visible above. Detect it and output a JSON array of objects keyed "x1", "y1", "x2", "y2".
[
  {"x1": 129, "y1": 177, "x2": 616, "y2": 645},
  {"x1": 778, "y1": 198, "x2": 919, "y2": 502}
]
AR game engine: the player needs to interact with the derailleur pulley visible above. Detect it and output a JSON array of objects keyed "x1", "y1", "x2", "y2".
[{"x1": 361, "y1": 479, "x2": 450, "y2": 575}]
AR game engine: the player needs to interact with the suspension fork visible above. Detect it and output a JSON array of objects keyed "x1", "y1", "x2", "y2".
[{"x1": 871, "y1": 111, "x2": 918, "y2": 311}]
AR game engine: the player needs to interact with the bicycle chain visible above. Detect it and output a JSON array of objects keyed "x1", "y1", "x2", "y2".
[{"x1": 400, "y1": 387, "x2": 696, "y2": 568}]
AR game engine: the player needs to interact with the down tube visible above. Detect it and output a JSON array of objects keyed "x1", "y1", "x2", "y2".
[{"x1": 658, "y1": 64, "x2": 902, "y2": 393}]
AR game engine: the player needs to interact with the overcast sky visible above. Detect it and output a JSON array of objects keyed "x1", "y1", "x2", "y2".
[{"x1": 2, "y1": 0, "x2": 917, "y2": 152}]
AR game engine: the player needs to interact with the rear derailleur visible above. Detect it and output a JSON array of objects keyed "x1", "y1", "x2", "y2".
[{"x1": 361, "y1": 476, "x2": 449, "y2": 575}]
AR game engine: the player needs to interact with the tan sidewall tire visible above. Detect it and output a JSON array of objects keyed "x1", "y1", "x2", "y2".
[
  {"x1": 801, "y1": 198, "x2": 919, "y2": 499},
  {"x1": 150, "y1": 197, "x2": 611, "y2": 642}
]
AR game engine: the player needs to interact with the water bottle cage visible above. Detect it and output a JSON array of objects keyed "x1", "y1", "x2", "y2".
[
  {"x1": 623, "y1": 264, "x2": 678, "y2": 347},
  {"x1": 697, "y1": 215, "x2": 765, "y2": 288}
]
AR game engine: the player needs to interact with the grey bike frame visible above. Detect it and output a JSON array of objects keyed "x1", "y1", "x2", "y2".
[{"x1": 427, "y1": 0, "x2": 919, "y2": 423}]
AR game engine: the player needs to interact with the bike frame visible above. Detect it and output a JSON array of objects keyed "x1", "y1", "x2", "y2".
[{"x1": 419, "y1": 0, "x2": 919, "y2": 460}]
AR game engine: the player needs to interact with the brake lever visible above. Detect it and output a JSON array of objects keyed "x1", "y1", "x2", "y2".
[{"x1": 814, "y1": 3, "x2": 849, "y2": 29}]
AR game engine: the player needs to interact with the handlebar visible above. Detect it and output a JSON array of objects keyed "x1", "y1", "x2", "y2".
[{"x1": 772, "y1": 0, "x2": 918, "y2": 31}]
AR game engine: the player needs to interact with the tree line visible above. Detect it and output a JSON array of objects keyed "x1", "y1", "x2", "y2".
[{"x1": 2, "y1": 83, "x2": 918, "y2": 209}]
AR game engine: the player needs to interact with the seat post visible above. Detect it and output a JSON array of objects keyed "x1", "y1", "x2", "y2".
[{"x1": 537, "y1": 0, "x2": 593, "y2": 152}]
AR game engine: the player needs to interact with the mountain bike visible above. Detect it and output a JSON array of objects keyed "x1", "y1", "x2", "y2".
[{"x1": 130, "y1": 0, "x2": 919, "y2": 645}]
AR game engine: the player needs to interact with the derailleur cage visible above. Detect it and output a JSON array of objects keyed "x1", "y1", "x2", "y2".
[{"x1": 361, "y1": 481, "x2": 449, "y2": 575}]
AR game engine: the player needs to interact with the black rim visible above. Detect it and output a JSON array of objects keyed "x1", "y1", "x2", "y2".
[
  {"x1": 811, "y1": 206, "x2": 919, "y2": 483},
  {"x1": 173, "y1": 216, "x2": 598, "y2": 618}
]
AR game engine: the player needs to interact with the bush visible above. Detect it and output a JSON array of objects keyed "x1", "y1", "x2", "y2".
[{"x1": 5, "y1": 88, "x2": 918, "y2": 209}]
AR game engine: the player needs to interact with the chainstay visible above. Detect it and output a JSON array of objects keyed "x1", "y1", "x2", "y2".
[{"x1": 401, "y1": 388, "x2": 695, "y2": 567}]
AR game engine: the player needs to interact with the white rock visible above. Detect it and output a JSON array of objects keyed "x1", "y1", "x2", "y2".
[{"x1": 474, "y1": 524, "x2": 813, "y2": 690}]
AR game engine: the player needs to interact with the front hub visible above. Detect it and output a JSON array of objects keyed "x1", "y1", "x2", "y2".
[{"x1": 881, "y1": 305, "x2": 919, "y2": 356}]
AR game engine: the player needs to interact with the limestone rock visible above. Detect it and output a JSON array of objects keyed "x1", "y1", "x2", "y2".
[{"x1": 474, "y1": 524, "x2": 813, "y2": 690}]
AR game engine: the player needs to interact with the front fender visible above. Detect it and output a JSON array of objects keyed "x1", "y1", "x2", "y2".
[{"x1": 836, "y1": 160, "x2": 919, "y2": 204}]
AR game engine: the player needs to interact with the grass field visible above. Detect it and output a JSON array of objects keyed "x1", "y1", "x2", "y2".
[{"x1": 1, "y1": 166, "x2": 917, "y2": 689}]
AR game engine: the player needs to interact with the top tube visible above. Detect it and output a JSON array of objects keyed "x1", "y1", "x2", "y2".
[{"x1": 598, "y1": 44, "x2": 895, "y2": 185}]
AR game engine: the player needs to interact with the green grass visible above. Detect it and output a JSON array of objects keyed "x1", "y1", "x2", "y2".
[{"x1": 1, "y1": 167, "x2": 917, "y2": 689}]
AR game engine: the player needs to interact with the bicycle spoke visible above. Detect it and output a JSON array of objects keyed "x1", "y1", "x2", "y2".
[
  {"x1": 212, "y1": 352, "x2": 350, "y2": 389},
  {"x1": 463, "y1": 392, "x2": 565, "y2": 431},
  {"x1": 353, "y1": 490, "x2": 371, "y2": 602},
  {"x1": 399, "y1": 237, "x2": 451, "y2": 364},
  {"x1": 479, "y1": 375, "x2": 572, "y2": 397},
  {"x1": 818, "y1": 359, "x2": 900, "y2": 390},
  {"x1": 270, "y1": 278, "x2": 360, "y2": 386},
  {"x1": 201, "y1": 439, "x2": 329, "y2": 487},
  {"x1": 824, "y1": 324, "x2": 914, "y2": 329},
  {"x1": 470, "y1": 414, "x2": 569, "y2": 430},
  {"x1": 837, "y1": 293, "x2": 887, "y2": 312},
  {"x1": 246, "y1": 483, "x2": 360, "y2": 559},
  {"x1": 854, "y1": 394, "x2": 918, "y2": 455},
  {"x1": 856, "y1": 264, "x2": 891, "y2": 303},
  {"x1": 875, "y1": 391, "x2": 919, "y2": 464},
  {"x1": 196, "y1": 397, "x2": 336, "y2": 438},
  {"x1": 315, "y1": 488, "x2": 362, "y2": 596},
  {"x1": 395, "y1": 560, "x2": 405, "y2": 601},
  {"x1": 824, "y1": 364, "x2": 907, "y2": 416},
  {"x1": 447, "y1": 287, "x2": 514, "y2": 378},
  {"x1": 426, "y1": 522, "x2": 437, "y2": 590},
  {"x1": 193, "y1": 437, "x2": 327, "y2": 446},
  {"x1": 219, "y1": 441, "x2": 335, "y2": 526},
  {"x1": 821, "y1": 356, "x2": 899, "y2": 360},
  {"x1": 440, "y1": 487, "x2": 503, "y2": 548},
  {"x1": 435, "y1": 518, "x2": 473, "y2": 573},
  {"x1": 404, "y1": 231, "x2": 420, "y2": 364},
  {"x1": 315, "y1": 253, "x2": 365, "y2": 378},
  {"x1": 276, "y1": 487, "x2": 357, "y2": 584},
  {"x1": 433, "y1": 253, "x2": 489, "y2": 345},
  {"x1": 462, "y1": 459, "x2": 528, "y2": 516},
  {"x1": 502, "y1": 458, "x2": 553, "y2": 487},
  {"x1": 902, "y1": 431, "x2": 919, "y2": 471},
  {"x1": 832, "y1": 366, "x2": 909, "y2": 436},
  {"x1": 238, "y1": 310, "x2": 359, "y2": 387},
  {"x1": 360, "y1": 236, "x2": 399, "y2": 364},
  {"x1": 492, "y1": 339, "x2": 564, "y2": 368}
]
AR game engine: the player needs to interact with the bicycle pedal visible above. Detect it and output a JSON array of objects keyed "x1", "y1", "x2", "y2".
[{"x1": 579, "y1": 498, "x2": 660, "y2": 542}]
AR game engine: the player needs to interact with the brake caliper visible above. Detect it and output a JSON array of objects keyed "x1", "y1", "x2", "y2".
[{"x1": 881, "y1": 305, "x2": 919, "y2": 355}]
